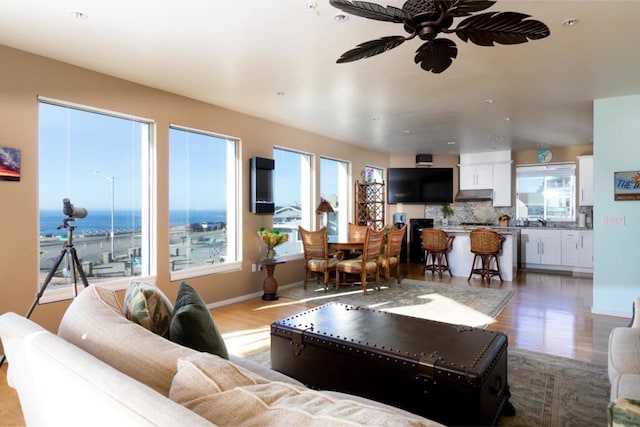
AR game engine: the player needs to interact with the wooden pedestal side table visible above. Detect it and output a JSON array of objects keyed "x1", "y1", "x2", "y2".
[{"x1": 256, "y1": 258, "x2": 286, "y2": 301}]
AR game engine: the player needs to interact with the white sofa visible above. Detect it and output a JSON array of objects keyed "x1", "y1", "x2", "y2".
[
  {"x1": 0, "y1": 286, "x2": 442, "y2": 426},
  {"x1": 608, "y1": 297, "x2": 640, "y2": 402}
]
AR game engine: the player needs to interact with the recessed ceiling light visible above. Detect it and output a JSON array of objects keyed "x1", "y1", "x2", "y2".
[
  {"x1": 403, "y1": 130, "x2": 411, "y2": 134},
  {"x1": 503, "y1": 117, "x2": 511, "y2": 121},
  {"x1": 447, "y1": 141, "x2": 456, "y2": 145},
  {"x1": 485, "y1": 99, "x2": 494, "y2": 104},
  {"x1": 334, "y1": 13, "x2": 349, "y2": 22},
  {"x1": 70, "y1": 11, "x2": 88, "y2": 19},
  {"x1": 562, "y1": 18, "x2": 579, "y2": 27}
]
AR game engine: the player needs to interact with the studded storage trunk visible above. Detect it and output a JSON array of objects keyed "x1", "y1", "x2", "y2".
[{"x1": 270, "y1": 302, "x2": 511, "y2": 426}]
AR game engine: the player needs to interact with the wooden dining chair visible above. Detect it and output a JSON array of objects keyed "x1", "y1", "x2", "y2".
[
  {"x1": 379, "y1": 224, "x2": 407, "y2": 285},
  {"x1": 336, "y1": 227, "x2": 385, "y2": 295},
  {"x1": 346, "y1": 223, "x2": 369, "y2": 258},
  {"x1": 299, "y1": 226, "x2": 340, "y2": 292}
]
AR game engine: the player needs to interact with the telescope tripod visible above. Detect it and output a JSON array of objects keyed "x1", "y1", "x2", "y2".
[{"x1": 1, "y1": 218, "x2": 88, "y2": 368}]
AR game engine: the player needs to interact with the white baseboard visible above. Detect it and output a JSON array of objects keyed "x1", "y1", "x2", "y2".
[{"x1": 205, "y1": 281, "x2": 300, "y2": 309}]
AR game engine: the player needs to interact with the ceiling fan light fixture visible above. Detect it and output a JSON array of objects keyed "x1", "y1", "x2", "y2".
[
  {"x1": 334, "y1": 13, "x2": 349, "y2": 22},
  {"x1": 562, "y1": 18, "x2": 579, "y2": 27},
  {"x1": 70, "y1": 11, "x2": 88, "y2": 20}
]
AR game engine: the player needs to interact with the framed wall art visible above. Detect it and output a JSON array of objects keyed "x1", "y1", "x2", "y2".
[
  {"x1": 614, "y1": 170, "x2": 640, "y2": 201},
  {"x1": 0, "y1": 147, "x2": 21, "y2": 182}
]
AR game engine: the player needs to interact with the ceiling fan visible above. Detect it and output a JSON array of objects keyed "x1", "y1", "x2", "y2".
[{"x1": 329, "y1": 0, "x2": 550, "y2": 73}]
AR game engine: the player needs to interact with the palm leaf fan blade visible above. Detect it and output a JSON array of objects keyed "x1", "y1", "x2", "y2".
[
  {"x1": 445, "y1": 0, "x2": 496, "y2": 17},
  {"x1": 329, "y1": 0, "x2": 408, "y2": 22},
  {"x1": 337, "y1": 36, "x2": 406, "y2": 63},
  {"x1": 414, "y1": 38, "x2": 458, "y2": 73},
  {"x1": 455, "y1": 12, "x2": 550, "y2": 46}
]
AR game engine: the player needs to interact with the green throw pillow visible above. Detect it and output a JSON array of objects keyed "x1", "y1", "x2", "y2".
[
  {"x1": 123, "y1": 281, "x2": 174, "y2": 338},
  {"x1": 169, "y1": 282, "x2": 229, "y2": 359}
]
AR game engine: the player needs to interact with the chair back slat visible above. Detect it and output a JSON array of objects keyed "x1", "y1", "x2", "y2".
[
  {"x1": 299, "y1": 226, "x2": 328, "y2": 259},
  {"x1": 348, "y1": 223, "x2": 369, "y2": 243},
  {"x1": 421, "y1": 229, "x2": 450, "y2": 251},
  {"x1": 386, "y1": 224, "x2": 406, "y2": 258},
  {"x1": 363, "y1": 228, "x2": 385, "y2": 263},
  {"x1": 469, "y1": 228, "x2": 503, "y2": 254}
]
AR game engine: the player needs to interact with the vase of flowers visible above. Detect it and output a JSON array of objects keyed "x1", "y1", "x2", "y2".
[
  {"x1": 498, "y1": 214, "x2": 510, "y2": 227},
  {"x1": 257, "y1": 227, "x2": 289, "y2": 260}
]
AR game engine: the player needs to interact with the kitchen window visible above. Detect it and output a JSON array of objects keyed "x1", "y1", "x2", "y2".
[{"x1": 516, "y1": 163, "x2": 576, "y2": 222}]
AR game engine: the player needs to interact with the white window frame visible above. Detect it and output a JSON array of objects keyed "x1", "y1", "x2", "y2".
[
  {"x1": 37, "y1": 97, "x2": 156, "y2": 303},
  {"x1": 272, "y1": 147, "x2": 314, "y2": 261},
  {"x1": 168, "y1": 125, "x2": 242, "y2": 281},
  {"x1": 320, "y1": 156, "x2": 350, "y2": 240}
]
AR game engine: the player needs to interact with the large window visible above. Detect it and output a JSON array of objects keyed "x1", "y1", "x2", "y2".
[
  {"x1": 516, "y1": 163, "x2": 576, "y2": 222},
  {"x1": 272, "y1": 147, "x2": 313, "y2": 256},
  {"x1": 38, "y1": 99, "x2": 152, "y2": 296},
  {"x1": 320, "y1": 157, "x2": 349, "y2": 239},
  {"x1": 169, "y1": 126, "x2": 240, "y2": 278}
]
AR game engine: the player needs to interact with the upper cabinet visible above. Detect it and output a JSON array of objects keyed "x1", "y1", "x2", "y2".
[
  {"x1": 459, "y1": 150, "x2": 512, "y2": 207},
  {"x1": 459, "y1": 163, "x2": 493, "y2": 189},
  {"x1": 577, "y1": 155, "x2": 593, "y2": 206}
]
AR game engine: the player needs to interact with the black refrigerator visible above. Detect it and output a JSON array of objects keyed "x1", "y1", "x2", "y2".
[{"x1": 409, "y1": 218, "x2": 434, "y2": 264}]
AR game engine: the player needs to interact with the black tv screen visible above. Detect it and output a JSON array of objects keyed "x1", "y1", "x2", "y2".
[{"x1": 387, "y1": 168, "x2": 453, "y2": 204}]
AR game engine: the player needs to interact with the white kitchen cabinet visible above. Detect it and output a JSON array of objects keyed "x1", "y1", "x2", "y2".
[
  {"x1": 459, "y1": 164, "x2": 493, "y2": 190},
  {"x1": 561, "y1": 230, "x2": 593, "y2": 269},
  {"x1": 492, "y1": 162, "x2": 512, "y2": 207},
  {"x1": 521, "y1": 229, "x2": 562, "y2": 266},
  {"x1": 459, "y1": 150, "x2": 512, "y2": 207},
  {"x1": 578, "y1": 155, "x2": 594, "y2": 206}
]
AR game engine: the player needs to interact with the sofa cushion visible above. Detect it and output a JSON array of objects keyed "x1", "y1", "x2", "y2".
[
  {"x1": 169, "y1": 282, "x2": 228, "y2": 359},
  {"x1": 58, "y1": 286, "x2": 198, "y2": 396},
  {"x1": 123, "y1": 280, "x2": 174, "y2": 338},
  {"x1": 1, "y1": 312, "x2": 212, "y2": 427},
  {"x1": 169, "y1": 352, "x2": 440, "y2": 426}
]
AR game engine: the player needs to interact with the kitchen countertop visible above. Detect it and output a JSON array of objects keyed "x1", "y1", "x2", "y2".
[{"x1": 441, "y1": 224, "x2": 592, "y2": 231}]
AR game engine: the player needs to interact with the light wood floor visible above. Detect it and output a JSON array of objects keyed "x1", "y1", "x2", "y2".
[{"x1": 0, "y1": 265, "x2": 630, "y2": 425}]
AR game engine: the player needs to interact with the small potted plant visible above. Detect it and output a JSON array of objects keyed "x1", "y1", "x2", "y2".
[{"x1": 441, "y1": 203, "x2": 454, "y2": 226}]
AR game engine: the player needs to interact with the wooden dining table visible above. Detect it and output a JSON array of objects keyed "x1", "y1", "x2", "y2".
[{"x1": 327, "y1": 237, "x2": 364, "y2": 252}]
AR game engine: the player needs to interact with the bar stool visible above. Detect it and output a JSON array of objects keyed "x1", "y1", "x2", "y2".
[
  {"x1": 468, "y1": 228, "x2": 505, "y2": 285},
  {"x1": 421, "y1": 229, "x2": 455, "y2": 278}
]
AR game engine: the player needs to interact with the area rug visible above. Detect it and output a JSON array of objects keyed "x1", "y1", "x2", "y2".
[
  {"x1": 242, "y1": 347, "x2": 609, "y2": 427},
  {"x1": 278, "y1": 279, "x2": 515, "y2": 328}
]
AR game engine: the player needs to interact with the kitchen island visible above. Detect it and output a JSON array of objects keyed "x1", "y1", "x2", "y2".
[{"x1": 437, "y1": 227, "x2": 519, "y2": 282}]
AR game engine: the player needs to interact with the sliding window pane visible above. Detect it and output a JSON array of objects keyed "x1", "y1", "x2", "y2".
[
  {"x1": 38, "y1": 100, "x2": 151, "y2": 294},
  {"x1": 273, "y1": 148, "x2": 312, "y2": 256},
  {"x1": 169, "y1": 126, "x2": 239, "y2": 277},
  {"x1": 320, "y1": 157, "x2": 349, "y2": 239}
]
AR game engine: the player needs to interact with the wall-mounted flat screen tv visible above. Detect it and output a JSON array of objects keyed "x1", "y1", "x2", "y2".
[{"x1": 387, "y1": 167, "x2": 453, "y2": 204}]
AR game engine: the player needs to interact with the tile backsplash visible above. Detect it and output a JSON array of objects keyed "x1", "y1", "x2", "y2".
[{"x1": 422, "y1": 201, "x2": 593, "y2": 228}]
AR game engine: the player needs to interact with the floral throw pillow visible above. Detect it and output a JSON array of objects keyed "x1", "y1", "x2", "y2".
[{"x1": 123, "y1": 281, "x2": 174, "y2": 338}]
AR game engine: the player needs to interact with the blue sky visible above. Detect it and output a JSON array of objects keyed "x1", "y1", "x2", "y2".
[{"x1": 39, "y1": 102, "x2": 338, "y2": 213}]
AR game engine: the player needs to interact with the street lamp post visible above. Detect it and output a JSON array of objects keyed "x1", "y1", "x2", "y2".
[{"x1": 95, "y1": 171, "x2": 115, "y2": 260}]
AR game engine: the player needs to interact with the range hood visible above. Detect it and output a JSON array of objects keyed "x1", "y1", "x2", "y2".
[{"x1": 455, "y1": 189, "x2": 493, "y2": 202}]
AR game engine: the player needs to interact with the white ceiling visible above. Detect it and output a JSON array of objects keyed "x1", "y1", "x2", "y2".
[{"x1": 1, "y1": 0, "x2": 640, "y2": 155}]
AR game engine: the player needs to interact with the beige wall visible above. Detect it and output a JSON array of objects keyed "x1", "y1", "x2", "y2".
[{"x1": 0, "y1": 44, "x2": 388, "y2": 334}]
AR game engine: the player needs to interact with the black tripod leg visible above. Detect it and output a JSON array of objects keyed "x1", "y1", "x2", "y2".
[
  {"x1": 70, "y1": 247, "x2": 89, "y2": 288},
  {"x1": 25, "y1": 247, "x2": 68, "y2": 319},
  {"x1": 1, "y1": 247, "x2": 69, "y2": 368}
]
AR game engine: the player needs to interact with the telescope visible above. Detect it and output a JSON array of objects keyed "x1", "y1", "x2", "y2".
[{"x1": 62, "y1": 198, "x2": 88, "y2": 219}]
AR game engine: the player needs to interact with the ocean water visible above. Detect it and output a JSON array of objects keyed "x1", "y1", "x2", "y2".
[{"x1": 40, "y1": 209, "x2": 226, "y2": 237}]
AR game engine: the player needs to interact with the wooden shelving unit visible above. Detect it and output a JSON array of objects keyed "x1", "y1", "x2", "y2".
[{"x1": 355, "y1": 181, "x2": 385, "y2": 230}]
